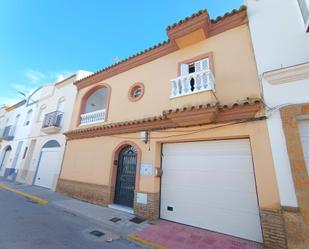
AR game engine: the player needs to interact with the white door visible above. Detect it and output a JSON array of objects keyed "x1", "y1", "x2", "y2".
[
  {"x1": 160, "y1": 139, "x2": 262, "y2": 242},
  {"x1": 298, "y1": 119, "x2": 309, "y2": 174},
  {"x1": 34, "y1": 148, "x2": 61, "y2": 189}
]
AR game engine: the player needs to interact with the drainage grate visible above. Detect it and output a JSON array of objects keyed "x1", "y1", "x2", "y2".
[
  {"x1": 109, "y1": 217, "x2": 121, "y2": 223},
  {"x1": 89, "y1": 230, "x2": 105, "y2": 237},
  {"x1": 130, "y1": 216, "x2": 145, "y2": 224}
]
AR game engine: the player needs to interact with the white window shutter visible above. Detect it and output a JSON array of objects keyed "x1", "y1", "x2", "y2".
[
  {"x1": 201, "y1": 58, "x2": 210, "y2": 70},
  {"x1": 194, "y1": 60, "x2": 202, "y2": 72},
  {"x1": 195, "y1": 58, "x2": 209, "y2": 72},
  {"x1": 180, "y1": 63, "x2": 189, "y2": 75}
]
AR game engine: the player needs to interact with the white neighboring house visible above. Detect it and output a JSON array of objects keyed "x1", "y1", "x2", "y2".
[
  {"x1": 0, "y1": 99, "x2": 35, "y2": 181},
  {"x1": 246, "y1": 0, "x2": 309, "y2": 232},
  {"x1": 16, "y1": 70, "x2": 92, "y2": 190}
]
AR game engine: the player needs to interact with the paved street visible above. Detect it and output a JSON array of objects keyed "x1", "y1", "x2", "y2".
[{"x1": 0, "y1": 187, "x2": 142, "y2": 249}]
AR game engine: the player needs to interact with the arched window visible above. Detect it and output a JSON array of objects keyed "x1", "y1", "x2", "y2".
[
  {"x1": 42, "y1": 140, "x2": 61, "y2": 148},
  {"x1": 57, "y1": 97, "x2": 66, "y2": 112},
  {"x1": 37, "y1": 105, "x2": 47, "y2": 122},
  {"x1": 14, "y1": 114, "x2": 20, "y2": 126},
  {"x1": 24, "y1": 109, "x2": 33, "y2": 126},
  {"x1": 80, "y1": 86, "x2": 109, "y2": 125},
  {"x1": 0, "y1": 145, "x2": 12, "y2": 170}
]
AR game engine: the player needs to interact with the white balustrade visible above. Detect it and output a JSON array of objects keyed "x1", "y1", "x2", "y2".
[
  {"x1": 170, "y1": 69, "x2": 215, "y2": 98},
  {"x1": 80, "y1": 109, "x2": 106, "y2": 125}
]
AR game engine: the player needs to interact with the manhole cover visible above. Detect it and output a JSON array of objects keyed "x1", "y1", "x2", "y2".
[
  {"x1": 89, "y1": 230, "x2": 105, "y2": 237},
  {"x1": 109, "y1": 217, "x2": 121, "y2": 223},
  {"x1": 130, "y1": 217, "x2": 145, "y2": 224}
]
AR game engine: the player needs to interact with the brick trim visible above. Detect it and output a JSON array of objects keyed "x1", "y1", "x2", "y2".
[
  {"x1": 280, "y1": 104, "x2": 309, "y2": 248},
  {"x1": 260, "y1": 209, "x2": 287, "y2": 249},
  {"x1": 133, "y1": 192, "x2": 160, "y2": 220},
  {"x1": 56, "y1": 178, "x2": 112, "y2": 206}
]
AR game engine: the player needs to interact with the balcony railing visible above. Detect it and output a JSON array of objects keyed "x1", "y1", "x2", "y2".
[
  {"x1": 0, "y1": 125, "x2": 16, "y2": 141},
  {"x1": 170, "y1": 69, "x2": 215, "y2": 98},
  {"x1": 80, "y1": 109, "x2": 106, "y2": 125},
  {"x1": 42, "y1": 111, "x2": 63, "y2": 128}
]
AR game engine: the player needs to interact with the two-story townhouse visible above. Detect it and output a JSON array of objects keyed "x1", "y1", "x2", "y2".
[
  {"x1": 56, "y1": 7, "x2": 284, "y2": 247},
  {"x1": 0, "y1": 106, "x2": 6, "y2": 149},
  {"x1": 0, "y1": 100, "x2": 31, "y2": 180},
  {"x1": 246, "y1": 0, "x2": 309, "y2": 248},
  {"x1": 16, "y1": 70, "x2": 92, "y2": 191}
]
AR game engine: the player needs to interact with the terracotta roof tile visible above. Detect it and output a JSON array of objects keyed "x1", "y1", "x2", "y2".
[
  {"x1": 74, "y1": 5, "x2": 247, "y2": 87},
  {"x1": 67, "y1": 99, "x2": 262, "y2": 136},
  {"x1": 211, "y1": 5, "x2": 246, "y2": 23},
  {"x1": 166, "y1": 9, "x2": 208, "y2": 31}
]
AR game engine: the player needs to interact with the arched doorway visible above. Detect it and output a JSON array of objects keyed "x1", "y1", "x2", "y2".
[
  {"x1": 114, "y1": 145, "x2": 137, "y2": 208},
  {"x1": 34, "y1": 140, "x2": 61, "y2": 189},
  {"x1": 0, "y1": 146, "x2": 12, "y2": 171}
]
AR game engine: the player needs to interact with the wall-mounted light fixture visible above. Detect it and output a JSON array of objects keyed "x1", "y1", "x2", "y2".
[{"x1": 140, "y1": 131, "x2": 148, "y2": 143}]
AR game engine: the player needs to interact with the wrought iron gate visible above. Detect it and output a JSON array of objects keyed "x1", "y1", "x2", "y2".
[{"x1": 114, "y1": 146, "x2": 137, "y2": 207}]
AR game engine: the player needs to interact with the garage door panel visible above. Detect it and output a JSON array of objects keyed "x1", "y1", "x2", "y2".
[
  {"x1": 35, "y1": 150, "x2": 60, "y2": 189},
  {"x1": 162, "y1": 169, "x2": 257, "y2": 193},
  {"x1": 161, "y1": 186, "x2": 259, "y2": 212},
  {"x1": 163, "y1": 155, "x2": 255, "y2": 172},
  {"x1": 160, "y1": 200, "x2": 262, "y2": 242},
  {"x1": 160, "y1": 139, "x2": 262, "y2": 242}
]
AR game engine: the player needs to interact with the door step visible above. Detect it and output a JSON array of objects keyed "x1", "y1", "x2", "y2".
[{"x1": 108, "y1": 204, "x2": 134, "y2": 214}]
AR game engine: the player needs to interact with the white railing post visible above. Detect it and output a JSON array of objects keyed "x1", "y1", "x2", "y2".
[
  {"x1": 80, "y1": 109, "x2": 106, "y2": 125},
  {"x1": 170, "y1": 69, "x2": 215, "y2": 98}
]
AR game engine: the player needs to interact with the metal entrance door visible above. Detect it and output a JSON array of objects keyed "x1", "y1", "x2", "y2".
[{"x1": 114, "y1": 146, "x2": 137, "y2": 207}]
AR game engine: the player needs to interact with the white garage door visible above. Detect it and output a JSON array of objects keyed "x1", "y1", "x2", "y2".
[
  {"x1": 160, "y1": 139, "x2": 262, "y2": 242},
  {"x1": 298, "y1": 119, "x2": 309, "y2": 174},
  {"x1": 34, "y1": 148, "x2": 61, "y2": 189}
]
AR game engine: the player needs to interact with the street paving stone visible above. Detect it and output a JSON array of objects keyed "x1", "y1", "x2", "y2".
[{"x1": 0, "y1": 186, "x2": 142, "y2": 249}]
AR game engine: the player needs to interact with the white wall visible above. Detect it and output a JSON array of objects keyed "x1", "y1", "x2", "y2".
[
  {"x1": 23, "y1": 70, "x2": 92, "y2": 187},
  {"x1": 247, "y1": 0, "x2": 309, "y2": 207},
  {"x1": 247, "y1": 0, "x2": 309, "y2": 73}
]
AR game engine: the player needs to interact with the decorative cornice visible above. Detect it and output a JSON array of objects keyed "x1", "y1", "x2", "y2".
[
  {"x1": 167, "y1": 10, "x2": 211, "y2": 42},
  {"x1": 65, "y1": 99, "x2": 262, "y2": 140},
  {"x1": 263, "y1": 62, "x2": 309, "y2": 85},
  {"x1": 74, "y1": 6, "x2": 247, "y2": 90},
  {"x1": 5, "y1": 100, "x2": 26, "y2": 112}
]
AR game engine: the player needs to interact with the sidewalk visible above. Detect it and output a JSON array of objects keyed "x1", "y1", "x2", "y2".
[
  {"x1": 0, "y1": 178, "x2": 150, "y2": 246},
  {"x1": 0, "y1": 178, "x2": 264, "y2": 249}
]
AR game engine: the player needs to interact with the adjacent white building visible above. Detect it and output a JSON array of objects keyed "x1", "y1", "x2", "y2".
[
  {"x1": 0, "y1": 100, "x2": 37, "y2": 181},
  {"x1": 0, "y1": 70, "x2": 92, "y2": 190},
  {"x1": 246, "y1": 0, "x2": 309, "y2": 208}
]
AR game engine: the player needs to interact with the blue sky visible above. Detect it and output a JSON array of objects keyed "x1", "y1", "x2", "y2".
[{"x1": 0, "y1": 0, "x2": 243, "y2": 106}]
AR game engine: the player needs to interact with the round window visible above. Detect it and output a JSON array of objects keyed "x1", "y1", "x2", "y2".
[{"x1": 129, "y1": 83, "x2": 144, "y2": 102}]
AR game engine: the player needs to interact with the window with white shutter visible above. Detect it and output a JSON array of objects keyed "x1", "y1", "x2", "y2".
[
  {"x1": 171, "y1": 55, "x2": 214, "y2": 98},
  {"x1": 298, "y1": 0, "x2": 309, "y2": 32}
]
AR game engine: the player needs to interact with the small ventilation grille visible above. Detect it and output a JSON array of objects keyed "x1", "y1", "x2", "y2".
[
  {"x1": 130, "y1": 216, "x2": 145, "y2": 224},
  {"x1": 89, "y1": 230, "x2": 105, "y2": 237}
]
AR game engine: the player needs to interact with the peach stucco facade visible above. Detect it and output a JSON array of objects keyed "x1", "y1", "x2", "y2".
[
  {"x1": 61, "y1": 121, "x2": 279, "y2": 210},
  {"x1": 57, "y1": 8, "x2": 287, "y2": 248},
  {"x1": 70, "y1": 25, "x2": 261, "y2": 128}
]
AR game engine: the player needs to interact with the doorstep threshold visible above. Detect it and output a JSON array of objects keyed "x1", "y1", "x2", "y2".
[{"x1": 108, "y1": 204, "x2": 134, "y2": 214}]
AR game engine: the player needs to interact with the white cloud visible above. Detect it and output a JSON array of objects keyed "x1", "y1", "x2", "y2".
[
  {"x1": 0, "y1": 97, "x2": 21, "y2": 107},
  {"x1": 49, "y1": 70, "x2": 74, "y2": 82},
  {"x1": 25, "y1": 69, "x2": 46, "y2": 84},
  {"x1": 0, "y1": 69, "x2": 76, "y2": 106},
  {"x1": 11, "y1": 84, "x2": 36, "y2": 95}
]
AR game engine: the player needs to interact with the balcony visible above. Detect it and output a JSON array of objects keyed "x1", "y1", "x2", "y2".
[
  {"x1": 80, "y1": 109, "x2": 106, "y2": 125},
  {"x1": 0, "y1": 125, "x2": 16, "y2": 141},
  {"x1": 170, "y1": 69, "x2": 215, "y2": 98},
  {"x1": 41, "y1": 111, "x2": 63, "y2": 134}
]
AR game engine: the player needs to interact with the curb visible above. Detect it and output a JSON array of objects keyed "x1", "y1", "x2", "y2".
[
  {"x1": 127, "y1": 233, "x2": 168, "y2": 249},
  {"x1": 0, "y1": 183, "x2": 48, "y2": 205}
]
